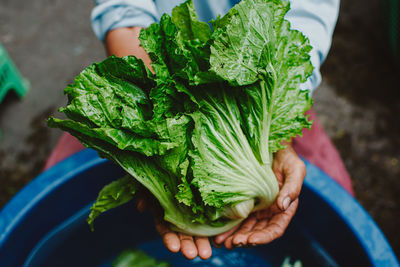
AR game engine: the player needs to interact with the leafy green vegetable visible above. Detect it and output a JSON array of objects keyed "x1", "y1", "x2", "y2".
[
  {"x1": 112, "y1": 249, "x2": 171, "y2": 267},
  {"x1": 87, "y1": 175, "x2": 139, "y2": 231},
  {"x1": 281, "y1": 257, "x2": 302, "y2": 267},
  {"x1": 48, "y1": 0, "x2": 313, "y2": 236}
]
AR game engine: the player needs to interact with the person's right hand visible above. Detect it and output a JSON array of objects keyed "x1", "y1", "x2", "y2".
[
  {"x1": 136, "y1": 192, "x2": 213, "y2": 260},
  {"x1": 214, "y1": 142, "x2": 305, "y2": 249}
]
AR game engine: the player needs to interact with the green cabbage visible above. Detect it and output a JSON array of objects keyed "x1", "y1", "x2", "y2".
[
  {"x1": 113, "y1": 249, "x2": 171, "y2": 267},
  {"x1": 48, "y1": 0, "x2": 313, "y2": 236}
]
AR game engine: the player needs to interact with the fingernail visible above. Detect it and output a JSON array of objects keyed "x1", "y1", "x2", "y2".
[
  {"x1": 211, "y1": 239, "x2": 222, "y2": 248},
  {"x1": 171, "y1": 245, "x2": 179, "y2": 252},
  {"x1": 282, "y1": 197, "x2": 291, "y2": 210}
]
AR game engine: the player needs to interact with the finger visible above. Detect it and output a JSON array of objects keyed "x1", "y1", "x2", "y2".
[
  {"x1": 150, "y1": 200, "x2": 180, "y2": 253},
  {"x1": 275, "y1": 159, "x2": 306, "y2": 211},
  {"x1": 214, "y1": 223, "x2": 241, "y2": 245},
  {"x1": 145, "y1": 194, "x2": 182, "y2": 254},
  {"x1": 268, "y1": 202, "x2": 285, "y2": 216},
  {"x1": 195, "y1": 237, "x2": 212, "y2": 260},
  {"x1": 179, "y1": 233, "x2": 198, "y2": 260},
  {"x1": 154, "y1": 216, "x2": 180, "y2": 253},
  {"x1": 233, "y1": 219, "x2": 269, "y2": 247},
  {"x1": 253, "y1": 219, "x2": 269, "y2": 231},
  {"x1": 255, "y1": 204, "x2": 282, "y2": 220},
  {"x1": 231, "y1": 215, "x2": 258, "y2": 247},
  {"x1": 224, "y1": 235, "x2": 235, "y2": 250},
  {"x1": 136, "y1": 190, "x2": 152, "y2": 212},
  {"x1": 248, "y1": 199, "x2": 298, "y2": 245},
  {"x1": 136, "y1": 197, "x2": 147, "y2": 212},
  {"x1": 163, "y1": 232, "x2": 181, "y2": 253},
  {"x1": 210, "y1": 238, "x2": 223, "y2": 249}
]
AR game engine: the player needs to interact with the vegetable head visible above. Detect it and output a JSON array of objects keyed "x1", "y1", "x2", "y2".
[{"x1": 48, "y1": 0, "x2": 313, "y2": 236}]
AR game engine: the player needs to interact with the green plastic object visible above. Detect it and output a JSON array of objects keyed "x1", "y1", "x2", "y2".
[
  {"x1": 382, "y1": 0, "x2": 400, "y2": 62},
  {"x1": 0, "y1": 43, "x2": 29, "y2": 103}
]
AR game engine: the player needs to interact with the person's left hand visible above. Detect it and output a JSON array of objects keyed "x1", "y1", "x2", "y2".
[
  {"x1": 213, "y1": 143, "x2": 306, "y2": 249},
  {"x1": 136, "y1": 192, "x2": 212, "y2": 260}
]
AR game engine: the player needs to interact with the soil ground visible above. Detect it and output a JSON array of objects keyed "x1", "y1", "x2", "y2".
[{"x1": 0, "y1": 0, "x2": 399, "y2": 258}]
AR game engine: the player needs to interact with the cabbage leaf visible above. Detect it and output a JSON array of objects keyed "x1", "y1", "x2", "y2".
[{"x1": 48, "y1": 0, "x2": 313, "y2": 236}]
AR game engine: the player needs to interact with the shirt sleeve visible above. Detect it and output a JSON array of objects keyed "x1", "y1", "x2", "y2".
[
  {"x1": 91, "y1": 0, "x2": 158, "y2": 42},
  {"x1": 286, "y1": 0, "x2": 340, "y2": 93},
  {"x1": 90, "y1": 0, "x2": 340, "y2": 93}
]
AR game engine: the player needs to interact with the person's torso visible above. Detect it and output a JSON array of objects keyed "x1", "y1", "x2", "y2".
[{"x1": 154, "y1": 0, "x2": 240, "y2": 22}]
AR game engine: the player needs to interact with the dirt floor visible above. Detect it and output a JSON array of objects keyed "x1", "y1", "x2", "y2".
[
  {"x1": 0, "y1": 0, "x2": 399, "y2": 258},
  {"x1": 315, "y1": 0, "x2": 400, "y2": 256}
]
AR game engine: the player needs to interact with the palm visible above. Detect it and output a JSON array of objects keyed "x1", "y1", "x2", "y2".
[
  {"x1": 214, "y1": 143, "x2": 305, "y2": 249},
  {"x1": 214, "y1": 198, "x2": 299, "y2": 249}
]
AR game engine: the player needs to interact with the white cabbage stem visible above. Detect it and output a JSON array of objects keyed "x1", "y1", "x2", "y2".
[{"x1": 223, "y1": 199, "x2": 255, "y2": 219}]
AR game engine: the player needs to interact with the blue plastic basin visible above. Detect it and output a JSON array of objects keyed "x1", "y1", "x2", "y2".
[{"x1": 0, "y1": 149, "x2": 398, "y2": 266}]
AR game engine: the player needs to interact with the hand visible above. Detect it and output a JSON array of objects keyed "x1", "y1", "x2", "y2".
[
  {"x1": 214, "y1": 143, "x2": 306, "y2": 249},
  {"x1": 105, "y1": 27, "x2": 153, "y2": 71},
  {"x1": 136, "y1": 192, "x2": 212, "y2": 260}
]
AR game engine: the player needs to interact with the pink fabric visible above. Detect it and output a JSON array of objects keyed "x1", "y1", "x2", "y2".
[
  {"x1": 44, "y1": 109, "x2": 354, "y2": 195},
  {"x1": 292, "y1": 110, "x2": 354, "y2": 196},
  {"x1": 43, "y1": 132, "x2": 85, "y2": 170}
]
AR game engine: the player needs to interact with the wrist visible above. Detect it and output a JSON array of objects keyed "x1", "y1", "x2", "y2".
[{"x1": 105, "y1": 27, "x2": 153, "y2": 71}]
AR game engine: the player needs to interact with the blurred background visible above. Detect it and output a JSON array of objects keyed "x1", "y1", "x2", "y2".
[{"x1": 0, "y1": 0, "x2": 399, "y2": 257}]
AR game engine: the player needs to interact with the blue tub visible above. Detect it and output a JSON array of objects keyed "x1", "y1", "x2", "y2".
[{"x1": 0, "y1": 149, "x2": 398, "y2": 266}]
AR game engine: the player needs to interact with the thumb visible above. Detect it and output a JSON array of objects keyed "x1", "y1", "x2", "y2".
[{"x1": 275, "y1": 159, "x2": 306, "y2": 211}]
